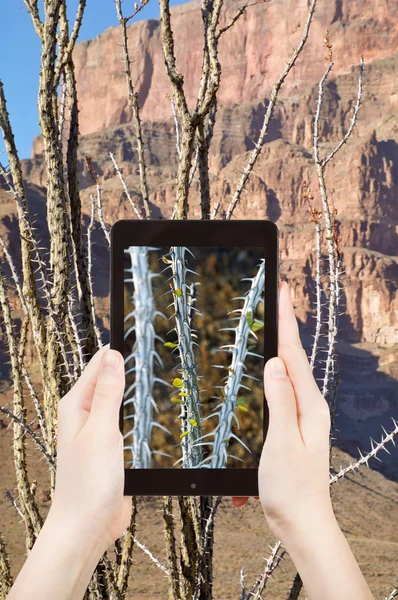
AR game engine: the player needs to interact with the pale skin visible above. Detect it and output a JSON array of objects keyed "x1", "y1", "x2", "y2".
[{"x1": 7, "y1": 281, "x2": 374, "y2": 600}]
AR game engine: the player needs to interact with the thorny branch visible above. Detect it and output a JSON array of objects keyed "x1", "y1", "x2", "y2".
[
  {"x1": 242, "y1": 540, "x2": 285, "y2": 600},
  {"x1": 115, "y1": 0, "x2": 151, "y2": 219},
  {"x1": 217, "y1": 0, "x2": 317, "y2": 220},
  {"x1": 109, "y1": 152, "x2": 143, "y2": 220}
]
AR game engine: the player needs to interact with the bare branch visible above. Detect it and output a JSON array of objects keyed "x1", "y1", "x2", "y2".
[
  {"x1": 115, "y1": 0, "x2": 151, "y2": 218},
  {"x1": 223, "y1": 0, "x2": 317, "y2": 220},
  {"x1": 217, "y1": 1, "x2": 250, "y2": 38},
  {"x1": 0, "y1": 233, "x2": 28, "y2": 315},
  {"x1": 0, "y1": 84, "x2": 50, "y2": 387},
  {"x1": 87, "y1": 194, "x2": 104, "y2": 348},
  {"x1": 193, "y1": 496, "x2": 222, "y2": 600},
  {"x1": 313, "y1": 61, "x2": 339, "y2": 403},
  {"x1": 287, "y1": 573, "x2": 303, "y2": 600},
  {"x1": 302, "y1": 181, "x2": 323, "y2": 369},
  {"x1": 55, "y1": 0, "x2": 87, "y2": 86},
  {"x1": 195, "y1": 0, "x2": 222, "y2": 121},
  {"x1": 125, "y1": 0, "x2": 149, "y2": 23},
  {"x1": 23, "y1": 0, "x2": 44, "y2": 39},
  {"x1": 329, "y1": 419, "x2": 398, "y2": 485},
  {"x1": 67, "y1": 293, "x2": 85, "y2": 371},
  {"x1": 169, "y1": 94, "x2": 182, "y2": 159},
  {"x1": 0, "y1": 531, "x2": 13, "y2": 596},
  {"x1": 38, "y1": 0, "x2": 72, "y2": 402},
  {"x1": 322, "y1": 57, "x2": 364, "y2": 168},
  {"x1": 116, "y1": 497, "x2": 138, "y2": 595},
  {"x1": 197, "y1": 121, "x2": 211, "y2": 219},
  {"x1": 133, "y1": 536, "x2": 170, "y2": 574},
  {"x1": 163, "y1": 496, "x2": 182, "y2": 599},
  {"x1": 159, "y1": 0, "x2": 196, "y2": 219},
  {"x1": 0, "y1": 405, "x2": 55, "y2": 469},
  {"x1": 383, "y1": 586, "x2": 398, "y2": 600},
  {"x1": 309, "y1": 222, "x2": 322, "y2": 370},
  {"x1": 4, "y1": 490, "x2": 24, "y2": 521},
  {"x1": 64, "y1": 62, "x2": 97, "y2": 359},
  {"x1": 109, "y1": 152, "x2": 143, "y2": 221},
  {"x1": 0, "y1": 266, "x2": 43, "y2": 548},
  {"x1": 243, "y1": 540, "x2": 285, "y2": 600}
]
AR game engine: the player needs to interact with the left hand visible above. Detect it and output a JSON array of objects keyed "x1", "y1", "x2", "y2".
[{"x1": 50, "y1": 344, "x2": 132, "y2": 552}]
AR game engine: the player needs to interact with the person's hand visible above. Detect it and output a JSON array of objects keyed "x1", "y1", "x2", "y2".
[
  {"x1": 233, "y1": 282, "x2": 375, "y2": 600},
  {"x1": 258, "y1": 280, "x2": 332, "y2": 539},
  {"x1": 49, "y1": 345, "x2": 132, "y2": 552},
  {"x1": 7, "y1": 345, "x2": 133, "y2": 600},
  {"x1": 232, "y1": 281, "x2": 332, "y2": 539}
]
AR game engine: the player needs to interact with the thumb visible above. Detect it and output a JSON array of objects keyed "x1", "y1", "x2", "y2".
[
  {"x1": 88, "y1": 349, "x2": 125, "y2": 429},
  {"x1": 263, "y1": 357, "x2": 301, "y2": 444}
]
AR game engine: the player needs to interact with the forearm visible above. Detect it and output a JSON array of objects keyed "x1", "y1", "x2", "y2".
[
  {"x1": 278, "y1": 508, "x2": 374, "y2": 600},
  {"x1": 7, "y1": 508, "x2": 105, "y2": 600}
]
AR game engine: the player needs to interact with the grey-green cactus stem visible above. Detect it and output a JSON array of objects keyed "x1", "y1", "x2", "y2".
[
  {"x1": 205, "y1": 259, "x2": 265, "y2": 468},
  {"x1": 169, "y1": 247, "x2": 203, "y2": 468},
  {"x1": 124, "y1": 246, "x2": 165, "y2": 468}
]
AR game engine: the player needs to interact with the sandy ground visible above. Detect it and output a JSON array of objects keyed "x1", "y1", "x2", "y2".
[{"x1": 0, "y1": 388, "x2": 397, "y2": 599}]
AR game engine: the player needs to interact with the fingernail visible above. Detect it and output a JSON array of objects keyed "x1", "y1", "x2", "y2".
[
  {"x1": 269, "y1": 357, "x2": 287, "y2": 379},
  {"x1": 102, "y1": 350, "x2": 121, "y2": 372}
]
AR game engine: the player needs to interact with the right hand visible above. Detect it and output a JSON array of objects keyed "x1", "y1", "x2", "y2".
[{"x1": 233, "y1": 282, "x2": 333, "y2": 541}]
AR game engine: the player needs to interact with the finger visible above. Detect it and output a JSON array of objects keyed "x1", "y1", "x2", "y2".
[
  {"x1": 277, "y1": 282, "x2": 322, "y2": 416},
  {"x1": 72, "y1": 344, "x2": 110, "y2": 412},
  {"x1": 231, "y1": 496, "x2": 260, "y2": 507},
  {"x1": 57, "y1": 345, "x2": 111, "y2": 439},
  {"x1": 61, "y1": 344, "x2": 110, "y2": 413},
  {"x1": 232, "y1": 497, "x2": 249, "y2": 507},
  {"x1": 264, "y1": 356, "x2": 302, "y2": 444},
  {"x1": 88, "y1": 349, "x2": 125, "y2": 429}
]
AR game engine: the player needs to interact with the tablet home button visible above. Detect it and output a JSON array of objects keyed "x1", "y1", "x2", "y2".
[{"x1": 191, "y1": 483, "x2": 196, "y2": 490}]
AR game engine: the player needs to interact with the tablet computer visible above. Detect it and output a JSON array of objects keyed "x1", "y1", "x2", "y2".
[{"x1": 110, "y1": 220, "x2": 278, "y2": 496}]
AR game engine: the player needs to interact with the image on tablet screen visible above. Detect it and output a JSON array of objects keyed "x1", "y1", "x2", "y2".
[{"x1": 123, "y1": 246, "x2": 265, "y2": 469}]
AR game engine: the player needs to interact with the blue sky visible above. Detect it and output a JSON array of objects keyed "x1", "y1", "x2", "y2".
[{"x1": 0, "y1": 0, "x2": 189, "y2": 159}]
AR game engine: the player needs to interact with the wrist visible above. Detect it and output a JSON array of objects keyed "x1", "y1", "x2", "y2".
[
  {"x1": 271, "y1": 505, "x2": 375, "y2": 600},
  {"x1": 7, "y1": 505, "x2": 106, "y2": 600},
  {"x1": 267, "y1": 500, "x2": 337, "y2": 546},
  {"x1": 45, "y1": 504, "x2": 107, "y2": 562}
]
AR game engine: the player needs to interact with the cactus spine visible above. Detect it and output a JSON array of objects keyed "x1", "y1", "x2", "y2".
[
  {"x1": 169, "y1": 246, "x2": 203, "y2": 468},
  {"x1": 203, "y1": 259, "x2": 265, "y2": 468},
  {"x1": 124, "y1": 246, "x2": 163, "y2": 468}
]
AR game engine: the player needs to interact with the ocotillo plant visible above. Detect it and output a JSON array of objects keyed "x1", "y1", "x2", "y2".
[
  {"x1": 164, "y1": 246, "x2": 203, "y2": 468},
  {"x1": 124, "y1": 246, "x2": 169, "y2": 468},
  {"x1": 199, "y1": 260, "x2": 265, "y2": 468}
]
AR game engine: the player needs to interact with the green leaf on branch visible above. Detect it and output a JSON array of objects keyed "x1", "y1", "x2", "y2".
[
  {"x1": 161, "y1": 255, "x2": 172, "y2": 264},
  {"x1": 164, "y1": 342, "x2": 179, "y2": 348},
  {"x1": 251, "y1": 320, "x2": 264, "y2": 332},
  {"x1": 172, "y1": 378, "x2": 184, "y2": 388},
  {"x1": 180, "y1": 431, "x2": 189, "y2": 439},
  {"x1": 237, "y1": 404, "x2": 249, "y2": 413},
  {"x1": 236, "y1": 397, "x2": 246, "y2": 406},
  {"x1": 179, "y1": 392, "x2": 189, "y2": 397},
  {"x1": 173, "y1": 288, "x2": 183, "y2": 297},
  {"x1": 189, "y1": 419, "x2": 197, "y2": 427},
  {"x1": 171, "y1": 397, "x2": 184, "y2": 404},
  {"x1": 245, "y1": 310, "x2": 254, "y2": 328}
]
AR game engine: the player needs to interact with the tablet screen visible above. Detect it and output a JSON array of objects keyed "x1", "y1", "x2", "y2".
[{"x1": 123, "y1": 246, "x2": 265, "y2": 470}]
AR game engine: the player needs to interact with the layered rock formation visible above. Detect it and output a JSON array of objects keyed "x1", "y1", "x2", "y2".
[{"x1": 66, "y1": 0, "x2": 398, "y2": 138}]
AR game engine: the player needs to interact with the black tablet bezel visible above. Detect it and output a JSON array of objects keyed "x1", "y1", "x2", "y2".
[{"x1": 110, "y1": 219, "x2": 278, "y2": 496}]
